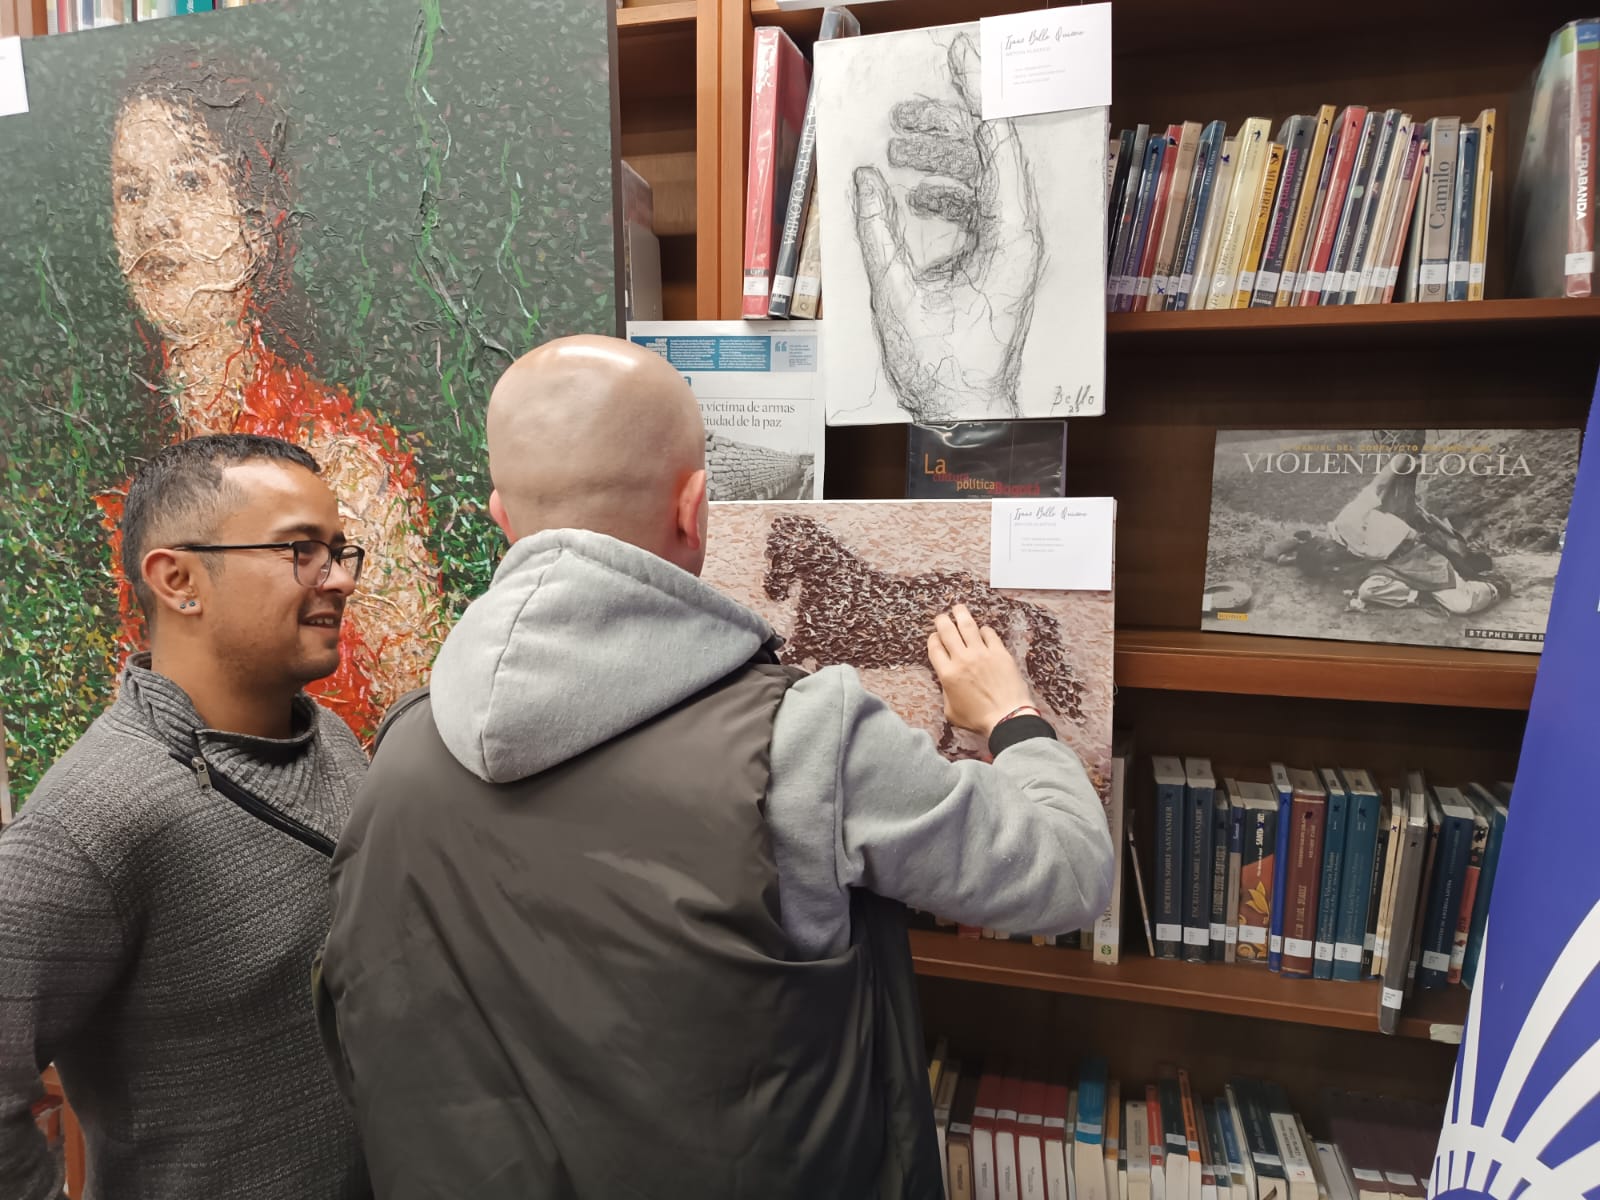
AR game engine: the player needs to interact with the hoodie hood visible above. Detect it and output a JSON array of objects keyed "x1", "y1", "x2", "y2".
[{"x1": 430, "y1": 529, "x2": 776, "y2": 783}]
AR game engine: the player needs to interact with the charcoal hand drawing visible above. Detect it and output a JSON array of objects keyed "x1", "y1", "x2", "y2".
[
  {"x1": 850, "y1": 32, "x2": 1042, "y2": 423},
  {"x1": 814, "y1": 23, "x2": 1107, "y2": 425}
]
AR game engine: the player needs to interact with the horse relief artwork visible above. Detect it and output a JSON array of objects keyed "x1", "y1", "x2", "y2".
[
  {"x1": 702, "y1": 503, "x2": 1115, "y2": 794},
  {"x1": 0, "y1": 0, "x2": 619, "y2": 804},
  {"x1": 812, "y1": 22, "x2": 1108, "y2": 426}
]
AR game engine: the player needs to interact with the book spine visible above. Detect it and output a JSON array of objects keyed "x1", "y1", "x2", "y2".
[
  {"x1": 1151, "y1": 124, "x2": 1201, "y2": 310},
  {"x1": 1133, "y1": 129, "x2": 1182, "y2": 312},
  {"x1": 1107, "y1": 129, "x2": 1136, "y2": 256},
  {"x1": 1183, "y1": 777, "x2": 1215, "y2": 962},
  {"x1": 1464, "y1": 801, "x2": 1507, "y2": 988},
  {"x1": 1209, "y1": 791, "x2": 1233, "y2": 961},
  {"x1": 1190, "y1": 136, "x2": 1238, "y2": 309},
  {"x1": 1108, "y1": 126, "x2": 1151, "y2": 307},
  {"x1": 1237, "y1": 803, "x2": 1274, "y2": 963},
  {"x1": 1468, "y1": 111, "x2": 1496, "y2": 300},
  {"x1": 1377, "y1": 126, "x2": 1428, "y2": 303},
  {"x1": 1333, "y1": 784, "x2": 1382, "y2": 982},
  {"x1": 1279, "y1": 105, "x2": 1337, "y2": 303},
  {"x1": 1224, "y1": 797, "x2": 1243, "y2": 964},
  {"x1": 1420, "y1": 117, "x2": 1461, "y2": 302},
  {"x1": 1233, "y1": 142, "x2": 1284, "y2": 307},
  {"x1": 1448, "y1": 126, "x2": 1480, "y2": 301},
  {"x1": 1205, "y1": 119, "x2": 1269, "y2": 309},
  {"x1": 1117, "y1": 135, "x2": 1168, "y2": 313},
  {"x1": 1268, "y1": 765, "x2": 1293, "y2": 971},
  {"x1": 1449, "y1": 812, "x2": 1490, "y2": 984},
  {"x1": 1169, "y1": 124, "x2": 1221, "y2": 311},
  {"x1": 1312, "y1": 779, "x2": 1348, "y2": 980},
  {"x1": 1342, "y1": 111, "x2": 1405, "y2": 304},
  {"x1": 1363, "y1": 805, "x2": 1392, "y2": 976},
  {"x1": 790, "y1": 189, "x2": 824, "y2": 319},
  {"x1": 742, "y1": 28, "x2": 785, "y2": 318},
  {"x1": 1281, "y1": 791, "x2": 1327, "y2": 977},
  {"x1": 1156, "y1": 773, "x2": 1186, "y2": 959},
  {"x1": 1322, "y1": 111, "x2": 1384, "y2": 305},
  {"x1": 1092, "y1": 753, "x2": 1129, "y2": 965},
  {"x1": 1570, "y1": 21, "x2": 1600, "y2": 296},
  {"x1": 1296, "y1": 106, "x2": 1367, "y2": 304},
  {"x1": 1418, "y1": 808, "x2": 1474, "y2": 989},
  {"x1": 1252, "y1": 118, "x2": 1311, "y2": 306}
]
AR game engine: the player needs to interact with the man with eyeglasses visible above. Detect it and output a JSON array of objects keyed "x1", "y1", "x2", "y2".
[{"x1": 0, "y1": 434, "x2": 371, "y2": 1200}]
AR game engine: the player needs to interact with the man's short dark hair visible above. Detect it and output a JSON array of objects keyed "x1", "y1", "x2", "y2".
[{"x1": 120, "y1": 434, "x2": 321, "y2": 618}]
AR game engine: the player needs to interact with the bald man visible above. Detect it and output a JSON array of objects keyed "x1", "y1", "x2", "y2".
[{"x1": 315, "y1": 336, "x2": 1112, "y2": 1200}]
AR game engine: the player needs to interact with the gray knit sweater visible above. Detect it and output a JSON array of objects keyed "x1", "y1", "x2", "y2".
[{"x1": 0, "y1": 659, "x2": 369, "y2": 1200}]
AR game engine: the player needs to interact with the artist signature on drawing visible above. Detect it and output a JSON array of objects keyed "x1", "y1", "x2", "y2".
[{"x1": 1050, "y1": 384, "x2": 1098, "y2": 415}]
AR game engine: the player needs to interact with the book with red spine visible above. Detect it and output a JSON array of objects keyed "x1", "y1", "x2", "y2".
[
  {"x1": 1281, "y1": 769, "x2": 1329, "y2": 977},
  {"x1": 1044, "y1": 1083, "x2": 1072, "y2": 1200},
  {"x1": 975, "y1": 1072, "x2": 1004, "y2": 1200},
  {"x1": 998, "y1": 1075, "x2": 1025, "y2": 1200},
  {"x1": 1020, "y1": 1080, "x2": 1051, "y2": 1200},
  {"x1": 1294, "y1": 105, "x2": 1368, "y2": 305},
  {"x1": 740, "y1": 27, "x2": 810, "y2": 318}
]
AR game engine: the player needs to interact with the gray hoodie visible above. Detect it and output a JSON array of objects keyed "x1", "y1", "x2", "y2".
[{"x1": 430, "y1": 528, "x2": 1113, "y2": 959}]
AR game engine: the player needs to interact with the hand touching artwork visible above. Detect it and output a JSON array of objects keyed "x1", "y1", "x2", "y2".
[{"x1": 851, "y1": 32, "x2": 1044, "y2": 422}]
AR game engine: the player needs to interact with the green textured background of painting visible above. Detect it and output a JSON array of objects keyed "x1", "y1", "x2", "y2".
[{"x1": 0, "y1": 0, "x2": 619, "y2": 802}]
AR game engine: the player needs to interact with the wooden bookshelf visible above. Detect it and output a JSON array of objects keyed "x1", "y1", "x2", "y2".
[
  {"x1": 1106, "y1": 297, "x2": 1600, "y2": 351},
  {"x1": 1115, "y1": 630, "x2": 1539, "y2": 709},
  {"x1": 716, "y1": 0, "x2": 1593, "y2": 1108},
  {"x1": 908, "y1": 931, "x2": 1468, "y2": 1042}
]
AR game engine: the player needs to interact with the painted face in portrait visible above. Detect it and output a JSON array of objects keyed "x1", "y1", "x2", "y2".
[{"x1": 111, "y1": 95, "x2": 264, "y2": 339}]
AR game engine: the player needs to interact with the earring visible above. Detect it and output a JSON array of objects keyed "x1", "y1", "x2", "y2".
[{"x1": 180, "y1": 598, "x2": 198, "y2": 611}]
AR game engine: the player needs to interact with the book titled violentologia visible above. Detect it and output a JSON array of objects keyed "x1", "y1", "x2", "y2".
[{"x1": 1201, "y1": 429, "x2": 1579, "y2": 653}]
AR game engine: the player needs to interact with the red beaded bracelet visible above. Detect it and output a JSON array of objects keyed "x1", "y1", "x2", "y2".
[{"x1": 994, "y1": 704, "x2": 1044, "y2": 727}]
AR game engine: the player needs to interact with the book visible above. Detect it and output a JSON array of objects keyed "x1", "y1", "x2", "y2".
[
  {"x1": 938, "y1": 1061, "x2": 964, "y2": 1197},
  {"x1": 951, "y1": 1075, "x2": 982, "y2": 1200},
  {"x1": 1278, "y1": 105, "x2": 1339, "y2": 303},
  {"x1": 1153, "y1": 757, "x2": 1188, "y2": 959},
  {"x1": 1232, "y1": 780, "x2": 1278, "y2": 963},
  {"x1": 1467, "y1": 108, "x2": 1496, "y2": 300},
  {"x1": 1106, "y1": 1082, "x2": 1123, "y2": 1200},
  {"x1": 1461, "y1": 781, "x2": 1510, "y2": 988},
  {"x1": 1204, "y1": 117, "x2": 1273, "y2": 309},
  {"x1": 1281, "y1": 769, "x2": 1329, "y2": 978},
  {"x1": 1021, "y1": 1080, "x2": 1049, "y2": 1200},
  {"x1": 1448, "y1": 124, "x2": 1481, "y2": 301},
  {"x1": 1252, "y1": 115, "x2": 1315, "y2": 306},
  {"x1": 1171, "y1": 121, "x2": 1227, "y2": 311},
  {"x1": 1078, "y1": 1060, "x2": 1111, "y2": 1200},
  {"x1": 906, "y1": 422, "x2": 1067, "y2": 500},
  {"x1": 1126, "y1": 1100, "x2": 1153, "y2": 1200},
  {"x1": 1419, "y1": 117, "x2": 1461, "y2": 302},
  {"x1": 1189, "y1": 136, "x2": 1239, "y2": 310},
  {"x1": 1109, "y1": 125, "x2": 1153, "y2": 305},
  {"x1": 1332, "y1": 769, "x2": 1383, "y2": 982},
  {"x1": 1201, "y1": 428, "x2": 1579, "y2": 653},
  {"x1": 1267, "y1": 763, "x2": 1294, "y2": 972},
  {"x1": 740, "y1": 27, "x2": 810, "y2": 318},
  {"x1": 1295, "y1": 105, "x2": 1368, "y2": 304},
  {"x1": 1448, "y1": 791, "x2": 1491, "y2": 984},
  {"x1": 1210, "y1": 784, "x2": 1235, "y2": 962},
  {"x1": 1234, "y1": 141, "x2": 1285, "y2": 307},
  {"x1": 1415, "y1": 786, "x2": 1475, "y2": 989},
  {"x1": 1378, "y1": 783, "x2": 1431, "y2": 1034},
  {"x1": 1311, "y1": 768, "x2": 1349, "y2": 980},
  {"x1": 767, "y1": 6, "x2": 860, "y2": 318},
  {"x1": 1092, "y1": 740, "x2": 1134, "y2": 964},
  {"x1": 1046, "y1": 1083, "x2": 1073, "y2": 1200},
  {"x1": 1184, "y1": 758, "x2": 1218, "y2": 962}
]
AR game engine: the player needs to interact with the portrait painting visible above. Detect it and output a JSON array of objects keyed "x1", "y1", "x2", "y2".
[{"x1": 0, "y1": 0, "x2": 620, "y2": 803}]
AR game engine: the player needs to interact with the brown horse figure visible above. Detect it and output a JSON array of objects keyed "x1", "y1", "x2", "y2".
[{"x1": 762, "y1": 514, "x2": 1087, "y2": 753}]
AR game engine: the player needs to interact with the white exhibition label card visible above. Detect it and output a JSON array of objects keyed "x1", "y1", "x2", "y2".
[
  {"x1": 0, "y1": 38, "x2": 29, "y2": 119},
  {"x1": 979, "y1": 3, "x2": 1112, "y2": 122},
  {"x1": 990, "y1": 497, "x2": 1115, "y2": 591}
]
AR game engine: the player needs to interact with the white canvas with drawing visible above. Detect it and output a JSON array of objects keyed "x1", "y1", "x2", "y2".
[{"x1": 813, "y1": 21, "x2": 1107, "y2": 425}]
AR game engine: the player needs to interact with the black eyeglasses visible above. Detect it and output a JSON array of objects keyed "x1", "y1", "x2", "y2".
[{"x1": 172, "y1": 540, "x2": 367, "y2": 587}]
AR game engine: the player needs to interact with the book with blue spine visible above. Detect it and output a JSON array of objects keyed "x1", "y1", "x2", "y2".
[
  {"x1": 1153, "y1": 757, "x2": 1188, "y2": 959},
  {"x1": 1332, "y1": 768, "x2": 1383, "y2": 981},
  {"x1": 1077, "y1": 1057, "x2": 1109, "y2": 1200},
  {"x1": 1312, "y1": 767, "x2": 1350, "y2": 979},
  {"x1": 1448, "y1": 125, "x2": 1480, "y2": 301},
  {"x1": 1215, "y1": 785, "x2": 1239, "y2": 963},
  {"x1": 1416, "y1": 786, "x2": 1476, "y2": 988},
  {"x1": 1267, "y1": 762, "x2": 1294, "y2": 971},
  {"x1": 1184, "y1": 758, "x2": 1217, "y2": 962},
  {"x1": 1461, "y1": 781, "x2": 1510, "y2": 988}
]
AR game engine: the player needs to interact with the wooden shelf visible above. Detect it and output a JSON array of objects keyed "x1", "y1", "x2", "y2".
[
  {"x1": 751, "y1": 0, "x2": 1576, "y2": 57},
  {"x1": 617, "y1": 0, "x2": 696, "y2": 31},
  {"x1": 1115, "y1": 630, "x2": 1538, "y2": 710},
  {"x1": 909, "y1": 930, "x2": 1469, "y2": 1041},
  {"x1": 1105, "y1": 298, "x2": 1600, "y2": 353}
]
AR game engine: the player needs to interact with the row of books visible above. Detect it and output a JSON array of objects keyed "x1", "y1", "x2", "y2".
[
  {"x1": 925, "y1": 1049, "x2": 1443, "y2": 1200},
  {"x1": 739, "y1": 11, "x2": 860, "y2": 321},
  {"x1": 920, "y1": 745, "x2": 1510, "y2": 1036},
  {"x1": 1144, "y1": 762, "x2": 1508, "y2": 1032},
  {"x1": 44, "y1": 0, "x2": 249, "y2": 33},
  {"x1": 1105, "y1": 107, "x2": 1494, "y2": 314}
]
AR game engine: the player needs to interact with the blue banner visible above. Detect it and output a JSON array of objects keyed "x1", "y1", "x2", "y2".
[{"x1": 1432, "y1": 385, "x2": 1600, "y2": 1198}]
